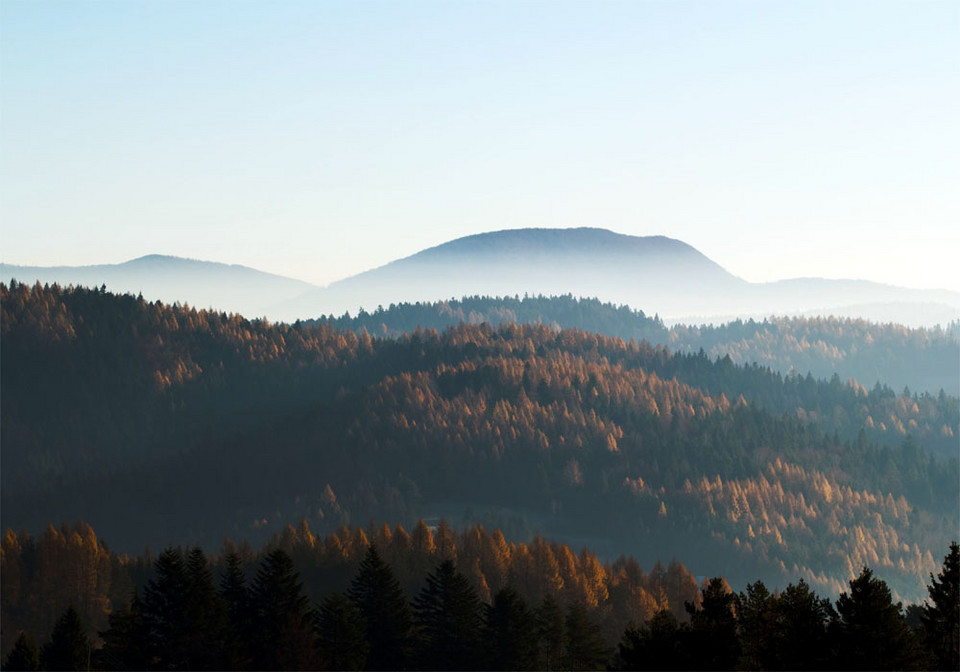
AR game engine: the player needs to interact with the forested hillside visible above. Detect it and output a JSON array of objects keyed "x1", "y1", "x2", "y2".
[
  {"x1": 311, "y1": 295, "x2": 960, "y2": 396},
  {"x1": 1, "y1": 282, "x2": 957, "y2": 608}
]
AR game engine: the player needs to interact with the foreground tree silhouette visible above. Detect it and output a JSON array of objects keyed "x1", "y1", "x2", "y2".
[
  {"x1": 562, "y1": 600, "x2": 609, "y2": 671},
  {"x1": 535, "y1": 596, "x2": 567, "y2": 671},
  {"x1": 413, "y1": 559, "x2": 482, "y2": 670},
  {"x1": 921, "y1": 541, "x2": 960, "y2": 671},
  {"x1": 315, "y1": 591, "x2": 368, "y2": 671},
  {"x1": 482, "y1": 587, "x2": 538, "y2": 670},
  {"x1": 686, "y1": 577, "x2": 739, "y2": 670},
  {"x1": 248, "y1": 548, "x2": 318, "y2": 671},
  {"x1": 348, "y1": 545, "x2": 413, "y2": 671},
  {"x1": 218, "y1": 550, "x2": 252, "y2": 670},
  {"x1": 736, "y1": 581, "x2": 776, "y2": 671},
  {"x1": 770, "y1": 578, "x2": 834, "y2": 670},
  {"x1": 835, "y1": 567, "x2": 924, "y2": 670},
  {"x1": 94, "y1": 590, "x2": 149, "y2": 671},
  {"x1": 39, "y1": 606, "x2": 89, "y2": 672},
  {"x1": 3, "y1": 632, "x2": 40, "y2": 671},
  {"x1": 615, "y1": 609, "x2": 688, "y2": 671}
]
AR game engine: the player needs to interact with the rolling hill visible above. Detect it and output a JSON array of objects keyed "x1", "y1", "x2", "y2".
[{"x1": 2, "y1": 282, "x2": 957, "y2": 604}]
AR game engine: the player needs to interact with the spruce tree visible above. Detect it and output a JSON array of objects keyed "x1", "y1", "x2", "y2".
[
  {"x1": 736, "y1": 580, "x2": 776, "y2": 671},
  {"x1": 248, "y1": 548, "x2": 318, "y2": 671},
  {"x1": 141, "y1": 547, "x2": 190, "y2": 669},
  {"x1": 413, "y1": 559, "x2": 482, "y2": 670},
  {"x1": 536, "y1": 595, "x2": 567, "y2": 671},
  {"x1": 835, "y1": 567, "x2": 924, "y2": 670},
  {"x1": 615, "y1": 609, "x2": 689, "y2": 671},
  {"x1": 562, "y1": 601, "x2": 609, "y2": 671},
  {"x1": 771, "y1": 579, "x2": 834, "y2": 670},
  {"x1": 685, "y1": 577, "x2": 739, "y2": 670},
  {"x1": 482, "y1": 587, "x2": 538, "y2": 670},
  {"x1": 348, "y1": 545, "x2": 413, "y2": 671},
  {"x1": 39, "y1": 606, "x2": 90, "y2": 672},
  {"x1": 3, "y1": 632, "x2": 40, "y2": 672},
  {"x1": 921, "y1": 541, "x2": 960, "y2": 671},
  {"x1": 315, "y1": 591, "x2": 368, "y2": 671},
  {"x1": 218, "y1": 550, "x2": 252, "y2": 670},
  {"x1": 95, "y1": 590, "x2": 150, "y2": 671}
]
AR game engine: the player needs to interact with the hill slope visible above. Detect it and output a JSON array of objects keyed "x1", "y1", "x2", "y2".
[
  {"x1": 311, "y1": 295, "x2": 960, "y2": 397},
  {"x1": 2, "y1": 282, "x2": 957, "y2": 602}
]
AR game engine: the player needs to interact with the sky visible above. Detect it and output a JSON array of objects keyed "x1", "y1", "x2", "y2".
[{"x1": 1, "y1": 0, "x2": 958, "y2": 291}]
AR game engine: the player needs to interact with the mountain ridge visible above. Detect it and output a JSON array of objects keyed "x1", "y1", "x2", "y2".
[{"x1": 5, "y1": 228, "x2": 958, "y2": 325}]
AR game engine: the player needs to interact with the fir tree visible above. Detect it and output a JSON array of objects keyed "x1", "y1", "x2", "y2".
[
  {"x1": 921, "y1": 541, "x2": 960, "y2": 671},
  {"x1": 412, "y1": 559, "x2": 482, "y2": 670},
  {"x1": 94, "y1": 590, "x2": 149, "y2": 671},
  {"x1": 218, "y1": 550, "x2": 252, "y2": 670},
  {"x1": 248, "y1": 548, "x2": 318, "y2": 671},
  {"x1": 141, "y1": 547, "x2": 190, "y2": 669},
  {"x1": 315, "y1": 591, "x2": 368, "y2": 671},
  {"x1": 39, "y1": 606, "x2": 90, "y2": 672},
  {"x1": 771, "y1": 579, "x2": 834, "y2": 670},
  {"x1": 562, "y1": 601, "x2": 609, "y2": 671},
  {"x1": 835, "y1": 567, "x2": 924, "y2": 670},
  {"x1": 482, "y1": 587, "x2": 538, "y2": 671},
  {"x1": 685, "y1": 577, "x2": 739, "y2": 670},
  {"x1": 348, "y1": 545, "x2": 412, "y2": 671},
  {"x1": 3, "y1": 632, "x2": 40, "y2": 672},
  {"x1": 536, "y1": 595, "x2": 567, "y2": 671},
  {"x1": 615, "y1": 609, "x2": 688, "y2": 671}
]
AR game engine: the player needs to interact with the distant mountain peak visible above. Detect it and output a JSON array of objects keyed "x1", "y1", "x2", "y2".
[{"x1": 409, "y1": 227, "x2": 704, "y2": 260}]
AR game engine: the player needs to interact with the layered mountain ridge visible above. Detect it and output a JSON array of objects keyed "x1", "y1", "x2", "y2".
[{"x1": 4, "y1": 228, "x2": 958, "y2": 325}]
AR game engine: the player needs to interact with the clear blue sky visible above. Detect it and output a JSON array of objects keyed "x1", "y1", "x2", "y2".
[{"x1": 2, "y1": 0, "x2": 957, "y2": 291}]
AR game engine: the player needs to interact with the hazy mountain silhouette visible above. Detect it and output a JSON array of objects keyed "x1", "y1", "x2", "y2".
[
  {"x1": 281, "y1": 228, "x2": 960, "y2": 325},
  {"x1": 5, "y1": 229, "x2": 958, "y2": 325},
  {"x1": 0, "y1": 255, "x2": 318, "y2": 318}
]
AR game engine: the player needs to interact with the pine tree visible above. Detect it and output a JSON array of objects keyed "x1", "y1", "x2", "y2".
[
  {"x1": 536, "y1": 596, "x2": 567, "y2": 671},
  {"x1": 3, "y1": 632, "x2": 40, "y2": 672},
  {"x1": 615, "y1": 609, "x2": 689, "y2": 671},
  {"x1": 482, "y1": 587, "x2": 538, "y2": 671},
  {"x1": 218, "y1": 550, "x2": 251, "y2": 670},
  {"x1": 183, "y1": 547, "x2": 228, "y2": 669},
  {"x1": 39, "y1": 606, "x2": 90, "y2": 672},
  {"x1": 771, "y1": 579, "x2": 834, "y2": 670},
  {"x1": 562, "y1": 601, "x2": 609, "y2": 671},
  {"x1": 921, "y1": 541, "x2": 959, "y2": 671},
  {"x1": 835, "y1": 567, "x2": 924, "y2": 670},
  {"x1": 413, "y1": 559, "x2": 482, "y2": 670},
  {"x1": 248, "y1": 548, "x2": 318, "y2": 671},
  {"x1": 141, "y1": 547, "x2": 190, "y2": 669},
  {"x1": 735, "y1": 580, "x2": 775, "y2": 671},
  {"x1": 348, "y1": 545, "x2": 412, "y2": 671},
  {"x1": 95, "y1": 590, "x2": 149, "y2": 671},
  {"x1": 685, "y1": 577, "x2": 739, "y2": 670},
  {"x1": 315, "y1": 591, "x2": 368, "y2": 671}
]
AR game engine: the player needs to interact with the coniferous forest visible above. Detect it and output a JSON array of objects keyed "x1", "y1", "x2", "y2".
[
  {"x1": 1, "y1": 520, "x2": 958, "y2": 671},
  {"x1": 2, "y1": 282, "x2": 959, "y2": 669}
]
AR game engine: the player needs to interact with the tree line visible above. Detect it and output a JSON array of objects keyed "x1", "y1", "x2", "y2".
[{"x1": 4, "y1": 531, "x2": 957, "y2": 671}]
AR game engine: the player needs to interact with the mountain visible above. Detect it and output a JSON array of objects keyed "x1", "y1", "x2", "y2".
[
  {"x1": 0, "y1": 255, "x2": 318, "y2": 318},
  {"x1": 3, "y1": 282, "x2": 957, "y2": 603},
  {"x1": 6, "y1": 229, "x2": 959, "y2": 325},
  {"x1": 280, "y1": 228, "x2": 960, "y2": 326}
]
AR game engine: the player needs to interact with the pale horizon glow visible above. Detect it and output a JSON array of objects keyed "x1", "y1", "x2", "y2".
[{"x1": 1, "y1": 1, "x2": 958, "y2": 293}]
